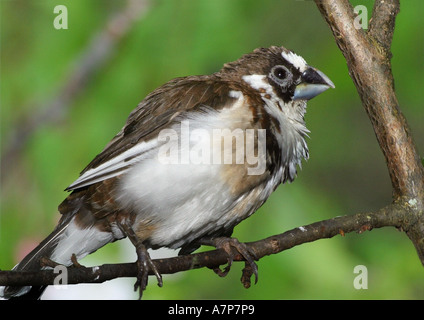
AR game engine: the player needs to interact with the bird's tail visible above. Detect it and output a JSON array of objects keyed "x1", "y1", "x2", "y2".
[
  {"x1": 1, "y1": 219, "x2": 71, "y2": 300},
  {"x1": 2, "y1": 189, "x2": 119, "y2": 300}
]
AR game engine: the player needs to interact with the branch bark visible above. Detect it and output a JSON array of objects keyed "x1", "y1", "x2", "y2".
[
  {"x1": 314, "y1": 0, "x2": 424, "y2": 264},
  {"x1": 315, "y1": 0, "x2": 424, "y2": 204}
]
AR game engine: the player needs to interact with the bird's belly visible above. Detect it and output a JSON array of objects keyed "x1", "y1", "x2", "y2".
[
  {"x1": 116, "y1": 156, "x2": 278, "y2": 249},
  {"x1": 117, "y1": 159, "x2": 235, "y2": 248}
]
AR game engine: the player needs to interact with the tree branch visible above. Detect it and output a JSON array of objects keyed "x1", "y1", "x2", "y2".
[
  {"x1": 315, "y1": 0, "x2": 424, "y2": 204},
  {"x1": 314, "y1": 0, "x2": 424, "y2": 263},
  {"x1": 0, "y1": 204, "x2": 409, "y2": 288},
  {"x1": 369, "y1": 0, "x2": 399, "y2": 51}
]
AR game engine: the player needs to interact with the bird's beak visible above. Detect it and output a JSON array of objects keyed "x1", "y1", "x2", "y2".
[{"x1": 293, "y1": 67, "x2": 335, "y2": 100}]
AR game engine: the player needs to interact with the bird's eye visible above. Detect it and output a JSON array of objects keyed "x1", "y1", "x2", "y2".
[
  {"x1": 274, "y1": 67, "x2": 287, "y2": 80},
  {"x1": 269, "y1": 65, "x2": 293, "y2": 88}
]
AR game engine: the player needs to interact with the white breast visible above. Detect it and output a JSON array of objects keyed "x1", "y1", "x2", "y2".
[{"x1": 117, "y1": 93, "x2": 256, "y2": 248}]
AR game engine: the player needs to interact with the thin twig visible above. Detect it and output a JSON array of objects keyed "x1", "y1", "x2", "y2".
[{"x1": 369, "y1": 0, "x2": 400, "y2": 51}]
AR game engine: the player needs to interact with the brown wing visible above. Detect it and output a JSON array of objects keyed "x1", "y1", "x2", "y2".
[{"x1": 66, "y1": 75, "x2": 241, "y2": 190}]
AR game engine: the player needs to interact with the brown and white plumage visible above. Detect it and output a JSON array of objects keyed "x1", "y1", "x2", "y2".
[{"x1": 1, "y1": 46, "x2": 334, "y2": 299}]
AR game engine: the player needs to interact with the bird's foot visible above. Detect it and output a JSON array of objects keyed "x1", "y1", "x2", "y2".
[
  {"x1": 118, "y1": 221, "x2": 163, "y2": 299},
  {"x1": 133, "y1": 242, "x2": 163, "y2": 298},
  {"x1": 206, "y1": 237, "x2": 258, "y2": 284}
]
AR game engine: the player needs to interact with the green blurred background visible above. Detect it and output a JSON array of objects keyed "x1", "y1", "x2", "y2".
[{"x1": 1, "y1": 0, "x2": 423, "y2": 299}]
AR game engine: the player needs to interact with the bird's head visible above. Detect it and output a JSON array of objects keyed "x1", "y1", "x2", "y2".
[{"x1": 220, "y1": 46, "x2": 334, "y2": 103}]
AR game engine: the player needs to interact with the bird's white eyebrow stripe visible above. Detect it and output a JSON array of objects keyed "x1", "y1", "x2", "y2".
[{"x1": 281, "y1": 51, "x2": 307, "y2": 72}]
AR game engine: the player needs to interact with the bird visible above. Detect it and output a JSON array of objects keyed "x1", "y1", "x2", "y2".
[{"x1": 1, "y1": 45, "x2": 334, "y2": 299}]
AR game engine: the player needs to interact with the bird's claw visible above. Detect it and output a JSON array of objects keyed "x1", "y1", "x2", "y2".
[
  {"x1": 210, "y1": 237, "x2": 258, "y2": 285},
  {"x1": 117, "y1": 220, "x2": 162, "y2": 299},
  {"x1": 133, "y1": 246, "x2": 163, "y2": 299}
]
